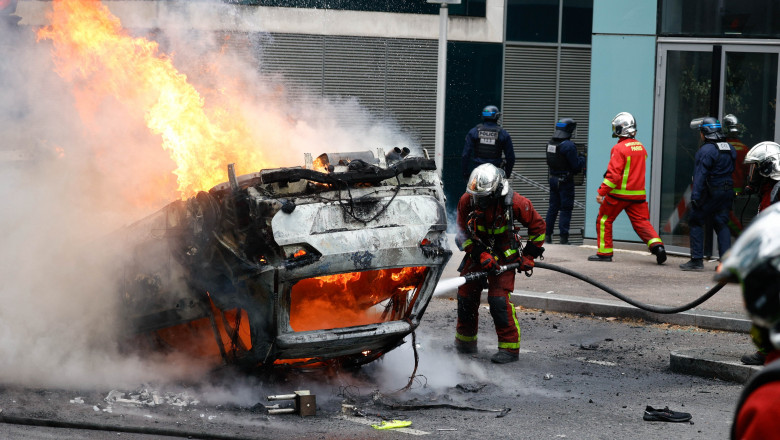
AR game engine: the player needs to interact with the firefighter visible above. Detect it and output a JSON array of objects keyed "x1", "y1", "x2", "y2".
[
  {"x1": 590, "y1": 112, "x2": 666, "y2": 264},
  {"x1": 743, "y1": 141, "x2": 780, "y2": 213},
  {"x1": 454, "y1": 163, "x2": 546, "y2": 364},
  {"x1": 545, "y1": 117, "x2": 586, "y2": 245},
  {"x1": 724, "y1": 114, "x2": 750, "y2": 194},
  {"x1": 461, "y1": 105, "x2": 516, "y2": 182},
  {"x1": 680, "y1": 117, "x2": 736, "y2": 271},
  {"x1": 715, "y1": 204, "x2": 780, "y2": 439}
]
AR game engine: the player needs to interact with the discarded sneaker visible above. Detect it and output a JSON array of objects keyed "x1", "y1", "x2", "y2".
[
  {"x1": 587, "y1": 254, "x2": 613, "y2": 262},
  {"x1": 643, "y1": 406, "x2": 692, "y2": 423},
  {"x1": 679, "y1": 258, "x2": 704, "y2": 271},
  {"x1": 490, "y1": 350, "x2": 519, "y2": 364},
  {"x1": 454, "y1": 339, "x2": 478, "y2": 354},
  {"x1": 740, "y1": 351, "x2": 767, "y2": 366},
  {"x1": 651, "y1": 245, "x2": 667, "y2": 265}
]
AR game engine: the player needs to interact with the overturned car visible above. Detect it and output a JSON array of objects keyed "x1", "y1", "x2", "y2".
[{"x1": 116, "y1": 148, "x2": 452, "y2": 370}]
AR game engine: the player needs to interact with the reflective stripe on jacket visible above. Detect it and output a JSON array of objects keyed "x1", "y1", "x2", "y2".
[{"x1": 597, "y1": 137, "x2": 648, "y2": 200}]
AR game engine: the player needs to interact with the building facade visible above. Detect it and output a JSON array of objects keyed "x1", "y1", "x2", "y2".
[{"x1": 588, "y1": 0, "x2": 780, "y2": 256}]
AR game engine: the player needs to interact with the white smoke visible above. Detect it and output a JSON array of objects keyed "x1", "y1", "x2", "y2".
[{"x1": 0, "y1": 0, "x2": 421, "y2": 390}]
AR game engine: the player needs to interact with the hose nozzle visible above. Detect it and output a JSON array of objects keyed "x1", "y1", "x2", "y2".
[{"x1": 463, "y1": 262, "x2": 520, "y2": 283}]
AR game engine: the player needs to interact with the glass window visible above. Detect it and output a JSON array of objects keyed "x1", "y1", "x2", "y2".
[
  {"x1": 506, "y1": 0, "x2": 559, "y2": 43},
  {"x1": 561, "y1": 0, "x2": 592, "y2": 44},
  {"x1": 660, "y1": 0, "x2": 780, "y2": 38},
  {"x1": 658, "y1": 50, "x2": 713, "y2": 249}
]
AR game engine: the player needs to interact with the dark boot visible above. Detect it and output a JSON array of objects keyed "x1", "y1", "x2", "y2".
[
  {"x1": 454, "y1": 339, "x2": 477, "y2": 354},
  {"x1": 560, "y1": 234, "x2": 569, "y2": 245},
  {"x1": 740, "y1": 351, "x2": 766, "y2": 366},
  {"x1": 651, "y1": 245, "x2": 667, "y2": 265},
  {"x1": 545, "y1": 235, "x2": 553, "y2": 244},
  {"x1": 679, "y1": 258, "x2": 704, "y2": 271},
  {"x1": 490, "y1": 350, "x2": 519, "y2": 364},
  {"x1": 587, "y1": 254, "x2": 612, "y2": 262}
]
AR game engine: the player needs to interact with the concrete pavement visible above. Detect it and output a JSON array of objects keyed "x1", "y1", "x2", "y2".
[{"x1": 437, "y1": 240, "x2": 761, "y2": 383}]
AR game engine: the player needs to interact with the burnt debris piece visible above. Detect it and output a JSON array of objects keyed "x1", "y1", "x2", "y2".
[{"x1": 115, "y1": 149, "x2": 451, "y2": 370}]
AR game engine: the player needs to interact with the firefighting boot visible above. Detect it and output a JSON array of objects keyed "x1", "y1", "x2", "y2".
[
  {"x1": 490, "y1": 349, "x2": 519, "y2": 364},
  {"x1": 454, "y1": 339, "x2": 478, "y2": 354},
  {"x1": 651, "y1": 245, "x2": 667, "y2": 265},
  {"x1": 679, "y1": 258, "x2": 704, "y2": 271},
  {"x1": 587, "y1": 254, "x2": 613, "y2": 262}
]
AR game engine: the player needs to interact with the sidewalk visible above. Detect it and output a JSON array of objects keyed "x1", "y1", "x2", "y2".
[{"x1": 437, "y1": 240, "x2": 760, "y2": 382}]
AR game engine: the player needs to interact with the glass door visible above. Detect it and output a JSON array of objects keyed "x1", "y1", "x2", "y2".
[{"x1": 652, "y1": 43, "x2": 780, "y2": 255}]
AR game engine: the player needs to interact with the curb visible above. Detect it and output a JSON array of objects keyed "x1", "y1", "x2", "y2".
[
  {"x1": 509, "y1": 290, "x2": 751, "y2": 333},
  {"x1": 670, "y1": 349, "x2": 760, "y2": 384}
]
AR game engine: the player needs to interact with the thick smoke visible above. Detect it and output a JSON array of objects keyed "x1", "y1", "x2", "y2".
[{"x1": 0, "y1": 0, "x2": 420, "y2": 390}]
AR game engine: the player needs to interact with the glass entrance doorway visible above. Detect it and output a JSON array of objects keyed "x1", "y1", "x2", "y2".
[{"x1": 653, "y1": 43, "x2": 780, "y2": 255}]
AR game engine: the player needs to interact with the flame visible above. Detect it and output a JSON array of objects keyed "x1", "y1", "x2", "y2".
[
  {"x1": 289, "y1": 267, "x2": 428, "y2": 332},
  {"x1": 36, "y1": 0, "x2": 269, "y2": 198}
]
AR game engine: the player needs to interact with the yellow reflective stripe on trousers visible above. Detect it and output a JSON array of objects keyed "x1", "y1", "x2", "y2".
[
  {"x1": 647, "y1": 238, "x2": 662, "y2": 247},
  {"x1": 497, "y1": 292, "x2": 521, "y2": 350},
  {"x1": 598, "y1": 214, "x2": 613, "y2": 254},
  {"x1": 455, "y1": 333, "x2": 478, "y2": 342}
]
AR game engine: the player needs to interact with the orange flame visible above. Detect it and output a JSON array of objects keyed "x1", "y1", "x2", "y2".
[
  {"x1": 290, "y1": 267, "x2": 428, "y2": 332},
  {"x1": 36, "y1": 0, "x2": 269, "y2": 198}
]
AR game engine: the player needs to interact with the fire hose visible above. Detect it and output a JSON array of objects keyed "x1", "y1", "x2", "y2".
[{"x1": 462, "y1": 261, "x2": 727, "y2": 314}]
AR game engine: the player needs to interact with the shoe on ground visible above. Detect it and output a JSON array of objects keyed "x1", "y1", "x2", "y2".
[
  {"x1": 679, "y1": 258, "x2": 704, "y2": 271},
  {"x1": 651, "y1": 245, "x2": 667, "y2": 265},
  {"x1": 559, "y1": 234, "x2": 569, "y2": 245},
  {"x1": 741, "y1": 351, "x2": 767, "y2": 366},
  {"x1": 587, "y1": 254, "x2": 613, "y2": 262},
  {"x1": 454, "y1": 339, "x2": 477, "y2": 354},
  {"x1": 490, "y1": 350, "x2": 519, "y2": 364},
  {"x1": 643, "y1": 406, "x2": 692, "y2": 423},
  {"x1": 545, "y1": 236, "x2": 553, "y2": 244}
]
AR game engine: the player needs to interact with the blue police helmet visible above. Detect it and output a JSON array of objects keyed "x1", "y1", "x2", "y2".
[
  {"x1": 481, "y1": 105, "x2": 500, "y2": 122},
  {"x1": 695, "y1": 116, "x2": 726, "y2": 141}
]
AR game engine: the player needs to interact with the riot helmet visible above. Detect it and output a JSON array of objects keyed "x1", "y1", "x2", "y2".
[
  {"x1": 481, "y1": 105, "x2": 501, "y2": 122},
  {"x1": 744, "y1": 141, "x2": 780, "y2": 180},
  {"x1": 723, "y1": 114, "x2": 742, "y2": 136},
  {"x1": 466, "y1": 163, "x2": 509, "y2": 209},
  {"x1": 611, "y1": 112, "x2": 636, "y2": 138},
  {"x1": 691, "y1": 116, "x2": 725, "y2": 141},
  {"x1": 716, "y1": 204, "x2": 780, "y2": 349},
  {"x1": 553, "y1": 118, "x2": 576, "y2": 139}
]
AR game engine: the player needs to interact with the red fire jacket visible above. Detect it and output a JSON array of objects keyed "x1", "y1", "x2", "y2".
[
  {"x1": 455, "y1": 192, "x2": 546, "y2": 266},
  {"x1": 597, "y1": 137, "x2": 649, "y2": 201},
  {"x1": 727, "y1": 136, "x2": 749, "y2": 193}
]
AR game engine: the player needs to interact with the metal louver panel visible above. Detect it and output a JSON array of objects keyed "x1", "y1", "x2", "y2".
[
  {"x1": 503, "y1": 44, "x2": 591, "y2": 243},
  {"x1": 216, "y1": 33, "x2": 437, "y2": 154}
]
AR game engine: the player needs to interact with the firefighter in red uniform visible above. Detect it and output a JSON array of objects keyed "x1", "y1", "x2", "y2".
[
  {"x1": 743, "y1": 141, "x2": 780, "y2": 212},
  {"x1": 715, "y1": 204, "x2": 780, "y2": 439},
  {"x1": 454, "y1": 163, "x2": 546, "y2": 364},
  {"x1": 589, "y1": 112, "x2": 666, "y2": 264},
  {"x1": 724, "y1": 114, "x2": 749, "y2": 236}
]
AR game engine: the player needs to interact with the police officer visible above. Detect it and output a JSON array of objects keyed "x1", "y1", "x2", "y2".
[
  {"x1": 680, "y1": 117, "x2": 736, "y2": 271},
  {"x1": 462, "y1": 105, "x2": 516, "y2": 181},
  {"x1": 715, "y1": 204, "x2": 780, "y2": 439},
  {"x1": 545, "y1": 118, "x2": 585, "y2": 245},
  {"x1": 454, "y1": 164, "x2": 545, "y2": 364}
]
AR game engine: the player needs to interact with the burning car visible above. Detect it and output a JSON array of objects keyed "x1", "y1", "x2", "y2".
[{"x1": 116, "y1": 148, "x2": 452, "y2": 370}]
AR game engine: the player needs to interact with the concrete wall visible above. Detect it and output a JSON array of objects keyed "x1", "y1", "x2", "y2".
[{"x1": 585, "y1": 0, "x2": 658, "y2": 244}]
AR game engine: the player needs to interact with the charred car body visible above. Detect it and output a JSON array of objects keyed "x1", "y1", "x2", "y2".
[{"x1": 117, "y1": 148, "x2": 452, "y2": 369}]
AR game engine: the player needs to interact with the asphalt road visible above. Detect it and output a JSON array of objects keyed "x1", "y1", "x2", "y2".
[{"x1": 0, "y1": 296, "x2": 752, "y2": 440}]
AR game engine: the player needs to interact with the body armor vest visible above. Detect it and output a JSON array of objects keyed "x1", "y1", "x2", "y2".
[
  {"x1": 546, "y1": 139, "x2": 570, "y2": 173},
  {"x1": 475, "y1": 124, "x2": 502, "y2": 159}
]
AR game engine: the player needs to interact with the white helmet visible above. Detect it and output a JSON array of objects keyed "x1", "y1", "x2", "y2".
[
  {"x1": 745, "y1": 141, "x2": 780, "y2": 180},
  {"x1": 611, "y1": 112, "x2": 637, "y2": 138},
  {"x1": 466, "y1": 164, "x2": 509, "y2": 207},
  {"x1": 723, "y1": 114, "x2": 742, "y2": 135}
]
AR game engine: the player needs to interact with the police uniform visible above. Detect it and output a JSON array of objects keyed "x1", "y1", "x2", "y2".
[
  {"x1": 462, "y1": 121, "x2": 516, "y2": 181},
  {"x1": 689, "y1": 139, "x2": 736, "y2": 259},
  {"x1": 546, "y1": 138, "x2": 585, "y2": 243}
]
